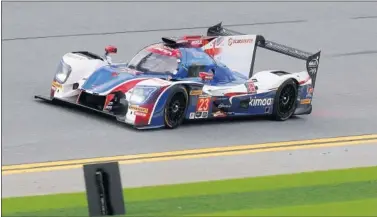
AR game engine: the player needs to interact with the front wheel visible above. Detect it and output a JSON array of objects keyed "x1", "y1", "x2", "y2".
[
  {"x1": 164, "y1": 85, "x2": 188, "y2": 129},
  {"x1": 272, "y1": 79, "x2": 298, "y2": 121}
]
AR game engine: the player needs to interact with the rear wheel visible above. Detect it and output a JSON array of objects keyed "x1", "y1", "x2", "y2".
[
  {"x1": 164, "y1": 85, "x2": 188, "y2": 129},
  {"x1": 272, "y1": 79, "x2": 298, "y2": 121}
]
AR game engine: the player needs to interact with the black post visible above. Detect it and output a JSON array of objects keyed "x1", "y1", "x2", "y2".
[{"x1": 83, "y1": 162, "x2": 126, "y2": 217}]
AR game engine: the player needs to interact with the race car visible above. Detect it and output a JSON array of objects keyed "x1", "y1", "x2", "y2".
[{"x1": 34, "y1": 22, "x2": 321, "y2": 129}]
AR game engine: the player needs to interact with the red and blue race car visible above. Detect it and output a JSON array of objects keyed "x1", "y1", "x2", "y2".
[{"x1": 35, "y1": 22, "x2": 321, "y2": 129}]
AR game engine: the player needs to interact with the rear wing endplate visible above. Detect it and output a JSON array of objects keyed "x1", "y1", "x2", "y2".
[{"x1": 207, "y1": 22, "x2": 321, "y2": 87}]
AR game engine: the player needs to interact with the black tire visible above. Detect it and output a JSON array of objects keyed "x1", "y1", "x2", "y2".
[
  {"x1": 272, "y1": 79, "x2": 298, "y2": 121},
  {"x1": 164, "y1": 85, "x2": 189, "y2": 129}
]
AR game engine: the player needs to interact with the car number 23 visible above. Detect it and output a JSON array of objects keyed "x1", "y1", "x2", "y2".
[{"x1": 196, "y1": 97, "x2": 211, "y2": 112}]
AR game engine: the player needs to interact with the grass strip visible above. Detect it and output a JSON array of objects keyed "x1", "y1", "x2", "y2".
[
  {"x1": 3, "y1": 166, "x2": 377, "y2": 216},
  {"x1": 194, "y1": 198, "x2": 377, "y2": 216}
]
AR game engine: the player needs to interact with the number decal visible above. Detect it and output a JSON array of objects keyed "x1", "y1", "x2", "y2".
[
  {"x1": 246, "y1": 81, "x2": 256, "y2": 93},
  {"x1": 196, "y1": 97, "x2": 211, "y2": 112}
]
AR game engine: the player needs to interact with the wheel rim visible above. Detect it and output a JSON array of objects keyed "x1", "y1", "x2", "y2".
[
  {"x1": 278, "y1": 85, "x2": 296, "y2": 116},
  {"x1": 166, "y1": 92, "x2": 186, "y2": 126}
]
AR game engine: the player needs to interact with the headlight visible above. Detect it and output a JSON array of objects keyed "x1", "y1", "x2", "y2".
[
  {"x1": 55, "y1": 60, "x2": 72, "y2": 83},
  {"x1": 129, "y1": 86, "x2": 158, "y2": 104}
]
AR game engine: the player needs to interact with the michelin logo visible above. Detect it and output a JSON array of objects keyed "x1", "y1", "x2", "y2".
[{"x1": 249, "y1": 97, "x2": 273, "y2": 106}]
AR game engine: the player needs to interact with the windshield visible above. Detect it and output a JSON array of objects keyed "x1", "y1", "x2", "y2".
[{"x1": 127, "y1": 48, "x2": 179, "y2": 74}]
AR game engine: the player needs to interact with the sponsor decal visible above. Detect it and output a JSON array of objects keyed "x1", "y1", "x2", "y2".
[
  {"x1": 148, "y1": 45, "x2": 181, "y2": 57},
  {"x1": 308, "y1": 57, "x2": 319, "y2": 67},
  {"x1": 151, "y1": 47, "x2": 173, "y2": 55},
  {"x1": 135, "y1": 111, "x2": 147, "y2": 117},
  {"x1": 199, "y1": 71, "x2": 214, "y2": 80},
  {"x1": 245, "y1": 81, "x2": 257, "y2": 94},
  {"x1": 190, "y1": 89, "x2": 203, "y2": 96},
  {"x1": 300, "y1": 99, "x2": 311, "y2": 104},
  {"x1": 52, "y1": 81, "x2": 62, "y2": 89},
  {"x1": 307, "y1": 56, "x2": 319, "y2": 76},
  {"x1": 189, "y1": 112, "x2": 195, "y2": 119},
  {"x1": 306, "y1": 86, "x2": 314, "y2": 97},
  {"x1": 228, "y1": 38, "x2": 253, "y2": 46},
  {"x1": 204, "y1": 47, "x2": 222, "y2": 57},
  {"x1": 249, "y1": 97, "x2": 274, "y2": 106},
  {"x1": 212, "y1": 111, "x2": 234, "y2": 117},
  {"x1": 194, "y1": 111, "x2": 208, "y2": 119},
  {"x1": 190, "y1": 40, "x2": 202, "y2": 46},
  {"x1": 212, "y1": 98, "x2": 232, "y2": 113},
  {"x1": 308, "y1": 68, "x2": 317, "y2": 75},
  {"x1": 217, "y1": 103, "x2": 231, "y2": 109},
  {"x1": 129, "y1": 105, "x2": 148, "y2": 113},
  {"x1": 213, "y1": 111, "x2": 227, "y2": 117}
]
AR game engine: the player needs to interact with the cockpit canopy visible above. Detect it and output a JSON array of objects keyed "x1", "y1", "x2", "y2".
[
  {"x1": 127, "y1": 44, "x2": 181, "y2": 75},
  {"x1": 125, "y1": 41, "x2": 245, "y2": 84}
]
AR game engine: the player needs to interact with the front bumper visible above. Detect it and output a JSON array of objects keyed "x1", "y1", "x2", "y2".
[
  {"x1": 34, "y1": 95, "x2": 163, "y2": 130},
  {"x1": 34, "y1": 95, "x2": 118, "y2": 119}
]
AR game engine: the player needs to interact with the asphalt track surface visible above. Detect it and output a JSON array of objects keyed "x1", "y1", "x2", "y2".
[{"x1": 3, "y1": 2, "x2": 377, "y2": 166}]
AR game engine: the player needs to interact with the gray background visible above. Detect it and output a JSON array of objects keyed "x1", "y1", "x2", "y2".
[{"x1": 2, "y1": 2, "x2": 377, "y2": 165}]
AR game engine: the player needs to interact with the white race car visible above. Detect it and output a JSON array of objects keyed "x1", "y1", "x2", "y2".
[{"x1": 35, "y1": 22, "x2": 321, "y2": 129}]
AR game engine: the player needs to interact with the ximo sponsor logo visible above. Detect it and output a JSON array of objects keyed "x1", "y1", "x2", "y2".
[{"x1": 249, "y1": 98, "x2": 273, "y2": 106}]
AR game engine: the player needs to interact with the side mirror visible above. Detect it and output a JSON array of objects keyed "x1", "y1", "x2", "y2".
[
  {"x1": 105, "y1": 45, "x2": 118, "y2": 55},
  {"x1": 199, "y1": 71, "x2": 214, "y2": 81}
]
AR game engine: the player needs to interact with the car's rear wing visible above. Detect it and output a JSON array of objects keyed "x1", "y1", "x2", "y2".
[{"x1": 207, "y1": 22, "x2": 321, "y2": 87}]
